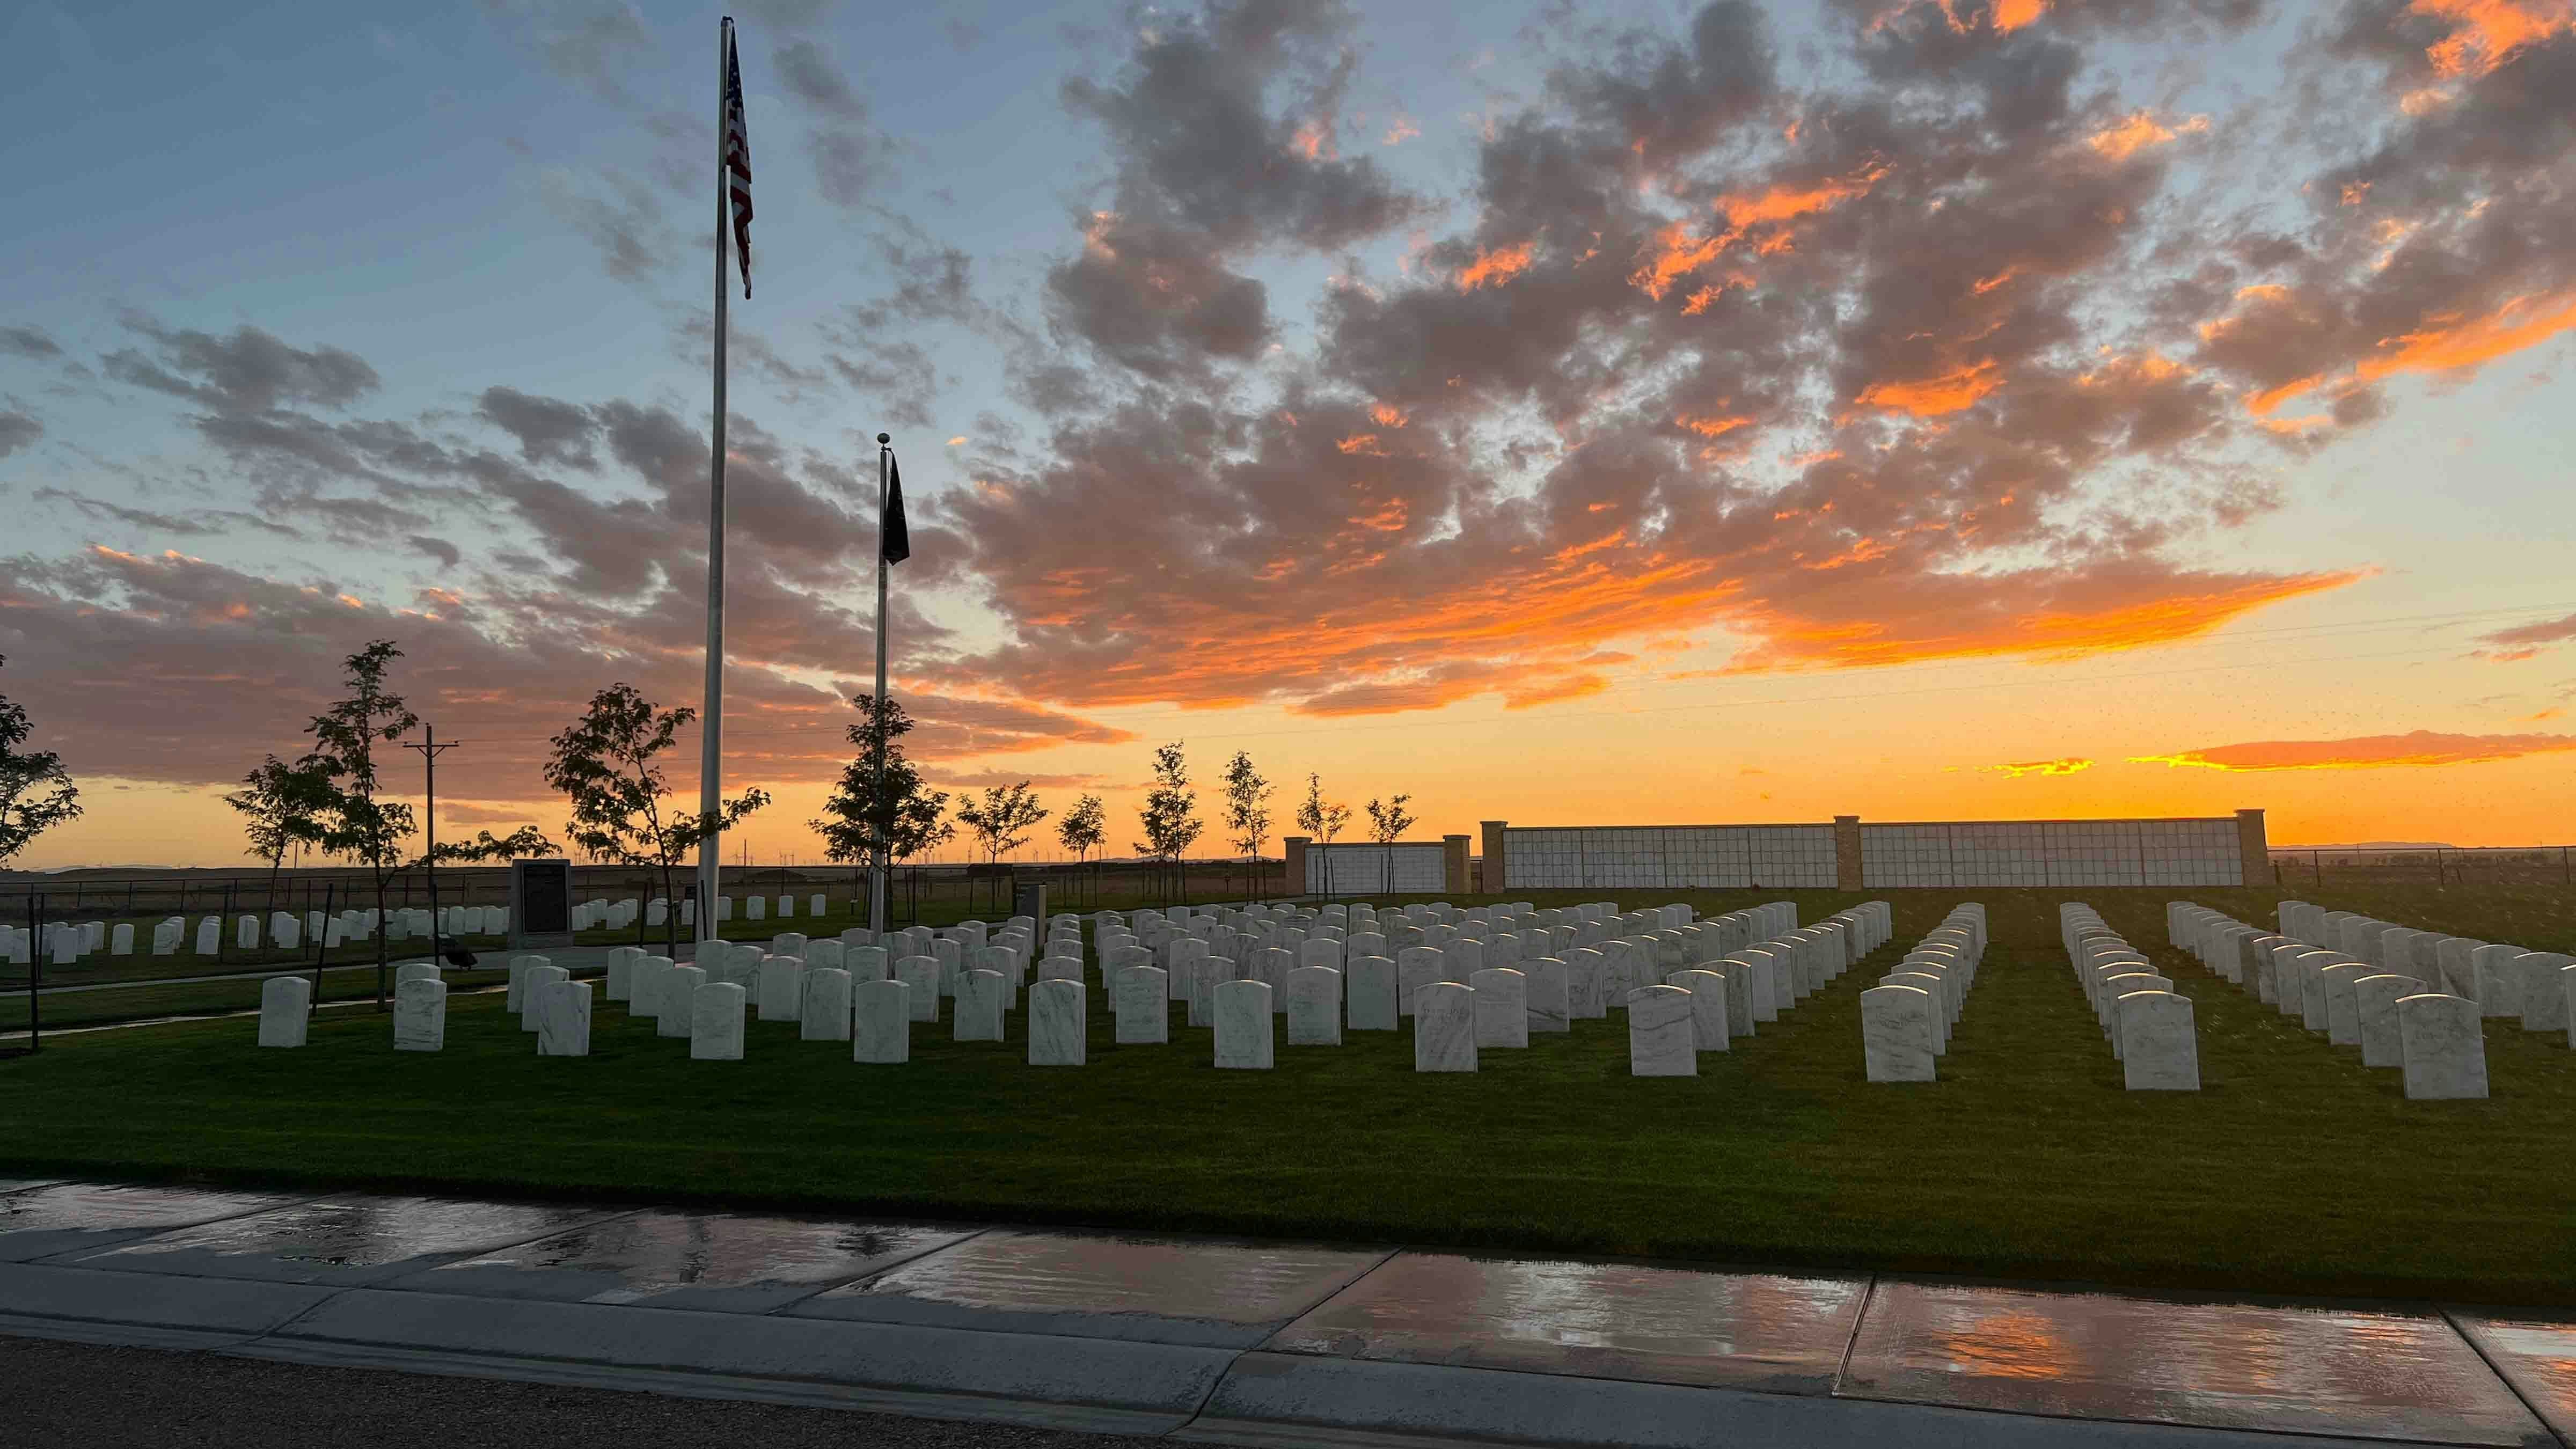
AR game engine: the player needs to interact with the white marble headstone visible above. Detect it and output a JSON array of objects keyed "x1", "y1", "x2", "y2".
[
  {"x1": 257, "y1": 975, "x2": 310, "y2": 1048},
  {"x1": 895, "y1": 956, "x2": 942, "y2": 1022},
  {"x1": 853, "y1": 978, "x2": 910, "y2": 1063},
  {"x1": 1410, "y1": 982, "x2": 1476, "y2": 1072},
  {"x1": 1214, "y1": 978, "x2": 1274, "y2": 1067},
  {"x1": 955, "y1": 968, "x2": 1007, "y2": 1041},
  {"x1": 1345, "y1": 955, "x2": 1397, "y2": 1031},
  {"x1": 393, "y1": 977, "x2": 446, "y2": 1051},
  {"x1": 657, "y1": 966, "x2": 706, "y2": 1037},
  {"x1": 690, "y1": 980, "x2": 747, "y2": 1060},
  {"x1": 2117, "y1": 991, "x2": 2198, "y2": 1091},
  {"x1": 519, "y1": 964, "x2": 568, "y2": 1031},
  {"x1": 1286, "y1": 965, "x2": 1342, "y2": 1046},
  {"x1": 1115, "y1": 964, "x2": 1168, "y2": 1044},
  {"x1": 2398, "y1": 993, "x2": 2487, "y2": 1100},
  {"x1": 538, "y1": 979, "x2": 592, "y2": 1057},
  {"x1": 1469, "y1": 968, "x2": 1526, "y2": 1049},
  {"x1": 802, "y1": 967, "x2": 854, "y2": 1041},
  {"x1": 1626, "y1": 986, "x2": 1695, "y2": 1077},
  {"x1": 1666, "y1": 969, "x2": 1729, "y2": 1052},
  {"x1": 1027, "y1": 978, "x2": 1085, "y2": 1065},
  {"x1": 1860, "y1": 985, "x2": 1935, "y2": 1083}
]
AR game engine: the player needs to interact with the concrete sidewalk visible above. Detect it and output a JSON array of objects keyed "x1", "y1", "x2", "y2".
[{"x1": 0, "y1": 1178, "x2": 2568, "y2": 1449}]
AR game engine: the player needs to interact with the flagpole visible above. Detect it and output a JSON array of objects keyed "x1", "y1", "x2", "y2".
[
  {"x1": 869, "y1": 433, "x2": 891, "y2": 939},
  {"x1": 697, "y1": 16, "x2": 732, "y2": 948}
]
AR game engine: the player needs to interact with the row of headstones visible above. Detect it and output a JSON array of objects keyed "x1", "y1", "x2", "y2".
[
  {"x1": 2268, "y1": 901, "x2": 2575, "y2": 1036},
  {"x1": 1082, "y1": 899, "x2": 1628, "y2": 991},
  {"x1": 1860, "y1": 905, "x2": 1987, "y2": 1082},
  {"x1": 2062, "y1": 905, "x2": 2200, "y2": 1091},
  {"x1": 663, "y1": 894, "x2": 835, "y2": 927},
  {"x1": 2168, "y1": 903, "x2": 2509, "y2": 1100},
  {"x1": 1092, "y1": 899, "x2": 1875, "y2": 1027},
  {"x1": 277, "y1": 901, "x2": 1897, "y2": 1072},
  {"x1": 5, "y1": 902, "x2": 521, "y2": 968}
]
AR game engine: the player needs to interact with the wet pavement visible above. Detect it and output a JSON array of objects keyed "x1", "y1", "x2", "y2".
[
  {"x1": 54, "y1": 1195, "x2": 621, "y2": 1285},
  {"x1": 1267, "y1": 1250, "x2": 1867, "y2": 1393},
  {"x1": 396, "y1": 1210, "x2": 980, "y2": 1312},
  {"x1": 2454, "y1": 1315, "x2": 2576, "y2": 1443},
  {"x1": 0, "y1": 1183, "x2": 315, "y2": 1263},
  {"x1": 1839, "y1": 1278, "x2": 2555, "y2": 1446},
  {"x1": 0, "y1": 1176, "x2": 2570, "y2": 1448},
  {"x1": 791, "y1": 1228, "x2": 1393, "y2": 1348}
]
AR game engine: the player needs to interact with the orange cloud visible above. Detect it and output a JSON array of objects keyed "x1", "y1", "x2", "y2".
[
  {"x1": 1849, "y1": 360, "x2": 2004, "y2": 417},
  {"x1": 1630, "y1": 165, "x2": 1887, "y2": 299},
  {"x1": 1336, "y1": 433, "x2": 1388, "y2": 456},
  {"x1": 1727, "y1": 567, "x2": 2365, "y2": 672},
  {"x1": 1984, "y1": 757, "x2": 2095, "y2": 778},
  {"x1": 2413, "y1": 0, "x2": 2570, "y2": 79},
  {"x1": 1290, "y1": 119, "x2": 1334, "y2": 161},
  {"x1": 2358, "y1": 289, "x2": 2576, "y2": 384},
  {"x1": 1677, "y1": 413, "x2": 1752, "y2": 438},
  {"x1": 2242, "y1": 288, "x2": 2576, "y2": 415},
  {"x1": 1503, "y1": 674, "x2": 1611, "y2": 710},
  {"x1": 1871, "y1": 0, "x2": 2050, "y2": 33},
  {"x1": 1381, "y1": 114, "x2": 1420, "y2": 146},
  {"x1": 2085, "y1": 111, "x2": 2207, "y2": 162},
  {"x1": 1368, "y1": 402, "x2": 1408, "y2": 428},
  {"x1": 2134, "y1": 730, "x2": 2576, "y2": 772},
  {"x1": 1458, "y1": 240, "x2": 1535, "y2": 291}
]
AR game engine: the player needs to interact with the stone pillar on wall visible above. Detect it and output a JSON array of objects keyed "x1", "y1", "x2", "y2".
[
  {"x1": 1480, "y1": 821, "x2": 1508, "y2": 896},
  {"x1": 2234, "y1": 809, "x2": 2272, "y2": 886},
  {"x1": 1833, "y1": 815, "x2": 1863, "y2": 892},
  {"x1": 1441, "y1": 835, "x2": 1471, "y2": 896},
  {"x1": 1284, "y1": 837, "x2": 1311, "y2": 897}
]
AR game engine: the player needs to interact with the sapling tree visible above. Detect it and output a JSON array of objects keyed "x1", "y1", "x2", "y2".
[
  {"x1": 545, "y1": 682, "x2": 767, "y2": 958},
  {"x1": 0, "y1": 655, "x2": 83, "y2": 869}
]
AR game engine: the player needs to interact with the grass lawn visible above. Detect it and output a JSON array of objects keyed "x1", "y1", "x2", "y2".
[{"x1": 2, "y1": 884, "x2": 2571, "y2": 1304}]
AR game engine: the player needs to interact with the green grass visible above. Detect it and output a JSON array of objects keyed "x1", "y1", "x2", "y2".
[{"x1": 3, "y1": 884, "x2": 2572, "y2": 1304}]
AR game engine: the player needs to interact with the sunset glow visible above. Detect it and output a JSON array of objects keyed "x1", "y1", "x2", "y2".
[{"x1": 4, "y1": 0, "x2": 2574, "y2": 870}]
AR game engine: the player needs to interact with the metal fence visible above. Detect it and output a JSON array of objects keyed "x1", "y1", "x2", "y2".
[{"x1": 2267, "y1": 846, "x2": 2576, "y2": 887}]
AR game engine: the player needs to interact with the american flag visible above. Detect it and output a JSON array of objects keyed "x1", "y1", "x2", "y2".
[{"x1": 724, "y1": 22, "x2": 752, "y2": 299}]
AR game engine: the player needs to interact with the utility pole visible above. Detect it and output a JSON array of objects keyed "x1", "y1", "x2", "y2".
[{"x1": 402, "y1": 725, "x2": 461, "y2": 982}]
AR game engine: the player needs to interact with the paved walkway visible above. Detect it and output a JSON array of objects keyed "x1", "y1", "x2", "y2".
[{"x1": 0, "y1": 1179, "x2": 2568, "y2": 1448}]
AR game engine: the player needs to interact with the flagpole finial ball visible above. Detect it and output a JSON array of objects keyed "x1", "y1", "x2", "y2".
[{"x1": 876, "y1": 433, "x2": 891, "y2": 444}]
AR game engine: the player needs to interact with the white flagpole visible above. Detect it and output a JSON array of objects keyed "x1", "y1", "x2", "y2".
[
  {"x1": 868, "y1": 434, "x2": 890, "y2": 938},
  {"x1": 696, "y1": 17, "x2": 731, "y2": 947}
]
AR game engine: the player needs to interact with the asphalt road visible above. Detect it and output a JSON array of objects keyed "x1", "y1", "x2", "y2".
[{"x1": 0, "y1": 1334, "x2": 1178, "y2": 1449}]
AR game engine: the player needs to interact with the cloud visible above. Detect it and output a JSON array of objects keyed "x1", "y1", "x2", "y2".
[
  {"x1": 773, "y1": 38, "x2": 896, "y2": 206},
  {"x1": 477, "y1": 386, "x2": 599, "y2": 470},
  {"x1": 1982, "y1": 757, "x2": 2095, "y2": 777},
  {"x1": 2133, "y1": 730, "x2": 2576, "y2": 771},
  {"x1": 32, "y1": 487, "x2": 303, "y2": 540},
  {"x1": 537, "y1": 167, "x2": 677, "y2": 284},
  {"x1": 0, "y1": 546, "x2": 1121, "y2": 800},
  {"x1": 2473, "y1": 610, "x2": 2576, "y2": 660},
  {"x1": 0, "y1": 409, "x2": 39, "y2": 458},
  {"x1": 0, "y1": 325, "x2": 65, "y2": 360},
  {"x1": 407, "y1": 535, "x2": 462, "y2": 568},
  {"x1": 103, "y1": 318, "x2": 379, "y2": 413},
  {"x1": 504, "y1": 1, "x2": 652, "y2": 104}
]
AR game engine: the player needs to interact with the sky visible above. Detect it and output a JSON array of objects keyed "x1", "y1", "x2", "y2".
[{"x1": 4, "y1": 0, "x2": 2576, "y2": 869}]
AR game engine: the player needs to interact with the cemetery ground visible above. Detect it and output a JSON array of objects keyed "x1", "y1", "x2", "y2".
[{"x1": 2, "y1": 884, "x2": 2572, "y2": 1308}]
